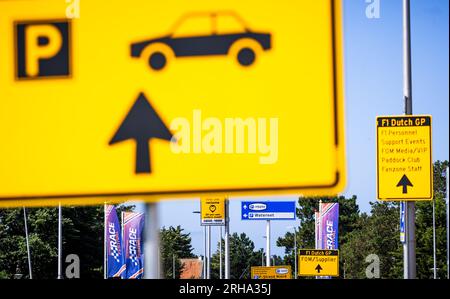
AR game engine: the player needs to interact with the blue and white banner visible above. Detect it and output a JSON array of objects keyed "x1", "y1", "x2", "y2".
[
  {"x1": 105, "y1": 205, "x2": 125, "y2": 278},
  {"x1": 241, "y1": 201, "x2": 296, "y2": 220},
  {"x1": 122, "y1": 212, "x2": 145, "y2": 279},
  {"x1": 400, "y1": 202, "x2": 406, "y2": 244}
]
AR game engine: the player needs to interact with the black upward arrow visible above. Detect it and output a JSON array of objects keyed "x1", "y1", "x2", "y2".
[
  {"x1": 397, "y1": 174, "x2": 413, "y2": 194},
  {"x1": 315, "y1": 264, "x2": 323, "y2": 273},
  {"x1": 109, "y1": 92, "x2": 172, "y2": 174}
]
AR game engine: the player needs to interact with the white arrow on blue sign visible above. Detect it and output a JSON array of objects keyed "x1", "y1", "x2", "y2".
[{"x1": 241, "y1": 201, "x2": 296, "y2": 220}]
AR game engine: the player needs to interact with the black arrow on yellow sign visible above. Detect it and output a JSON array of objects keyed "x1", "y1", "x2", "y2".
[
  {"x1": 397, "y1": 174, "x2": 413, "y2": 194},
  {"x1": 315, "y1": 264, "x2": 323, "y2": 273},
  {"x1": 109, "y1": 92, "x2": 172, "y2": 174}
]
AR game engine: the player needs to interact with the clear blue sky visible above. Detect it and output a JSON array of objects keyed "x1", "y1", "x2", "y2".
[{"x1": 135, "y1": 0, "x2": 449, "y2": 258}]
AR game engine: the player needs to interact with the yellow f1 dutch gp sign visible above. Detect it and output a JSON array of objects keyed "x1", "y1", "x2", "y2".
[
  {"x1": 377, "y1": 115, "x2": 433, "y2": 200},
  {"x1": 298, "y1": 249, "x2": 339, "y2": 277},
  {"x1": 0, "y1": 0, "x2": 346, "y2": 207}
]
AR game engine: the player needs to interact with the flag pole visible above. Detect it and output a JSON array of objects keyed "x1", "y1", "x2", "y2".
[
  {"x1": 403, "y1": 0, "x2": 416, "y2": 279},
  {"x1": 23, "y1": 207, "x2": 32, "y2": 279},
  {"x1": 104, "y1": 203, "x2": 107, "y2": 279},
  {"x1": 57, "y1": 202, "x2": 63, "y2": 279},
  {"x1": 121, "y1": 211, "x2": 124, "y2": 279}
]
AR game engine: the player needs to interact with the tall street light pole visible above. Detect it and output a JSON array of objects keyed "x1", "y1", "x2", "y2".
[
  {"x1": 403, "y1": 0, "x2": 416, "y2": 279},
  {"x1": 57, "y1": 202, "x2": 63, "y2": 279}
]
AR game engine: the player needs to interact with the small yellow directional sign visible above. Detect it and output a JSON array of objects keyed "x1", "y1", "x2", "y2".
[
  {"x1": 298, "y1": 249, "x2": 339, "y2": 277},
  {"x1": 201, "y1": 197, "x2": 226, "y2": 226},
  {"x1": 377, "y1": 115, "x2": 433, "y2": 200},
  {"x1": 0, "y1": 0, "x2": 345, "y2": 207},
  {"x1": 251, "y1": 266, "x2": 291, "y2": 279}
]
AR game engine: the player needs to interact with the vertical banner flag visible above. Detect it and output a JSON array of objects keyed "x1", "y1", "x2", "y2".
[
  {"x1": 122, "y1": 212, "x2": 145, "y2": 279},
  {"x1": 319, "y1": 203, "x2": 339, "y2": 250},
  {"x1": 400, "y1": 202, "x2": 406, "y2": 243},
  {"x1": 105, "y1": 205, "x2": 125, "y2": 278}
]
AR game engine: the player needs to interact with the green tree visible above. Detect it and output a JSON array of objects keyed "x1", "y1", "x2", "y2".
[
  {"x1": 415, "y1": 160, "x2": 449, "y2": 279},
  {"x1": 341, "y1": 202, "x2": 402, "y2": 279},
  {"x1": 160, "y1": 225, "x2": 196, "y2": 279},
  {"x1": 210, "y1": 232, "x2": 262, "y2": 279},
  {"x1": 0, "y1": 204, "x2": 134, "y2": 279}
]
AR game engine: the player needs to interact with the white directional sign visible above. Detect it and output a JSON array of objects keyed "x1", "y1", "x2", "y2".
[{"x1": 241, "y1": 201, "x2": 296, "y2": 220}]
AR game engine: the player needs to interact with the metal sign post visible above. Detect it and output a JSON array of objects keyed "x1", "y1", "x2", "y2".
[
  {"x1": 224, "y1": 199, "x2": 230, "y2": 279},
  {"x1": 23, "y1": 207, "x2": 32, "y2": 279},
  {"x1": 219, "y1": 226, "x2": 223, "y2": 279},
  {"x1": 144, "y1": 202, "x2": 160, "y2": 279},
  {"x1": 447, "y1": 166, "x2": 449, "y2": 279},
  {"x1": 203, "y1": 226, "x2": 207, "y2": 279},
  {"x1": 57, "y1": 203, "x2": 63, "y2": 279},
  {"x1": 403, "y1": 0, "x2": 416, "y2": 279},
  {"x1": 432, "y1": 196, "x2": 437, "y2": 279},
  {"x1": 207, "y1": 226, "x2": 211, "y2": 279},
  {"x1": 294, "y1": 228, "x2": 297, "y2": 279}
]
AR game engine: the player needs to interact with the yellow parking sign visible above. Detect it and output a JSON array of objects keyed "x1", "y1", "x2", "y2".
[{"x1": 0, "y1": 0, "x2": 345, "y2": 207}]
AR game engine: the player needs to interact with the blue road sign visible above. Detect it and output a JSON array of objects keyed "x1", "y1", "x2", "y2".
[
  {"x1": 400, "y1": 202, "x2": 406, "y2": 243},
  {"x1": 241, "y1": 201, "x2": 296, "y2": 220}
]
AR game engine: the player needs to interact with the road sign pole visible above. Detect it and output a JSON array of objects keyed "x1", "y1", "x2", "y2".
[
  {"x1": 219, "y1": 226, "x2": 223, "y2": 279},
  {"x1": 144, "y1": 202, "x2": 160, "y2": 279},
  {"x1": 103, "y1": 203, "x2": 107, "y2": 279},
  {"x1": 224, "y1": 199, "x2": 230, "y2": 279},
  {"x1": 203, "y1": 226, "x2": 207, "y2": 279},
  {"x1": 446, "y1": 166, "x2": 449, "y2": 279},
  {"x1": 433, "y1": 196, "x2": 437, "y2": 279},
  {"x1": 266, "y1": 220, "x2": 271, "y2": 267},
  {"x1": 23, "y1": 207, "x2": 32, "y2": 279},
  {"x1": 403, "y1": 0, "x2": 416, "y2": 279},
  {"x1": 57, "y1": 202, "x2": 63, "y2": 279},
  {"x1": 207, "y1": 225, "x2": 211, "y2": 279},
  {"x1": 173, "y1": 254, "x2": 176, "y2": 279},
  {"x1": 294, "y1": 228, "x2": 297, "y2": 279}
]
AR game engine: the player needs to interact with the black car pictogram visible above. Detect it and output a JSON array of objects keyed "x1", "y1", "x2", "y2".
[{"x1": 130, "y1": 12, "x2": 272, "y2": 70}]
